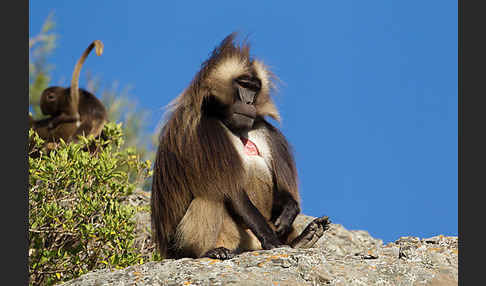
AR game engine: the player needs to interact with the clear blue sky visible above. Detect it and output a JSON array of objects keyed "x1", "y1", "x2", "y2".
[{"x1": 29, "y1": 1, "x2": 458, "y2": 244}]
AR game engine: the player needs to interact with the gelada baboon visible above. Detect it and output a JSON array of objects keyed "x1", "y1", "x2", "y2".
[
  {"x1": 30, "y1": 40, "x2": 107, "y2": 144},
  {"x1": 151, "y1": 33, "x2": 330, "y2": 260}
]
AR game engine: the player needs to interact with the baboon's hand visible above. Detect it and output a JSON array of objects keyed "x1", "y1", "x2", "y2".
[
  {"x1": 275, "y1": 214, "x2": 293, "y2": 238},
  {"x1": 274, "y1": 202, "x2": 299, "y2": 238},
  {"x1": 262, "y1": 235, "x2": 284, "y2": 250}
]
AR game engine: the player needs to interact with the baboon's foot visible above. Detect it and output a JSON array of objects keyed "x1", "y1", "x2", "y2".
[
  {"x1": 202, "y1": 247, "x2": 236, "y2": 260},
  {"x1": 290, "y1": 216, "x2": 331, "y2": 249}
]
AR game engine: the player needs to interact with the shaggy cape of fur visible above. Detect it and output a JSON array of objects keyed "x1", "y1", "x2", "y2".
[{"x1": 151, "y1": 33, "x2": 299, "y2": 258}]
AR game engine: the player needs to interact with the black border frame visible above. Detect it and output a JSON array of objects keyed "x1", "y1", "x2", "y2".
[
  {"x1": 7, "y1": 0, "x2": 29, "y2": 284},
  {"x1": 459, "y1": 0, "x2": 486, "y2": 285}
]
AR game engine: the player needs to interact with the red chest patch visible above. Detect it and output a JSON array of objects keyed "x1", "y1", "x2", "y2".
[{"x1": 240, "y1": 137, "x2": 260, "y2": 156}]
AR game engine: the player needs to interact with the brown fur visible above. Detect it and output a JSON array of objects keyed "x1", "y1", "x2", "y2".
[
  {"x1": 30, "y1": 40, "x2": 106, "y2": 145},
  {"x1": 151, "y1": 33, "x2": 305, "y2": 259}
]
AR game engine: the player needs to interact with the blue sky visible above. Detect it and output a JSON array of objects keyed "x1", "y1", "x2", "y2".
[{"x1": 29, "y1": 1, "x2": 458, "y2": 243}]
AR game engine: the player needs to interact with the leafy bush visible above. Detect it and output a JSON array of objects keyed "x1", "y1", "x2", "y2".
[{"x1": 28, "y1": 122, "x2": 152, "y2": 285}]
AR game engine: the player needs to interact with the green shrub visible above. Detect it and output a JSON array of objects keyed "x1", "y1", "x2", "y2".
[{"x1": 28, "y1": 122, "x2": 152, "y2": 285}]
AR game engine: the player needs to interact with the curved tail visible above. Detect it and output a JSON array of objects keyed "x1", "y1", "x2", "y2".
[{"x1": 70, "y1": 40, "x2": 104, "y2": 119}]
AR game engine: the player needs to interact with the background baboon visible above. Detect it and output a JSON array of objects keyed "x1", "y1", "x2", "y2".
[{"x1": 30, "y1": 40, "x2": 107, "y2": 143}]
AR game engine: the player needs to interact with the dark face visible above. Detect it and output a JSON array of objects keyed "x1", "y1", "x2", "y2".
[
  {"x1": 40, "y1": 87, "x2": 65, "y2": 116},
  {"x1": 223, "y1": 75, "x2": 262, "y2": 133}
]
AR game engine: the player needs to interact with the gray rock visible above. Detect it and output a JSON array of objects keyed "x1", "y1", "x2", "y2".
[
  {"x1": 123, "y1": 189, "x2": 156, "y2": 260},
  {"x1": 60, "y1": 211, "x2": 458, "y2": 286}
]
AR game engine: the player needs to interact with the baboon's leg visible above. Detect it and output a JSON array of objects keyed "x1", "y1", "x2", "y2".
[
  {"x1": 174, "y1": 198, "x2": 224, "y2": 258},
  {"x1": 73, "y1": 121, "x2": 93, "y2": 138},
  {"x1": 203, "y1": 207, "x2": 269, "y2": 260},
  {"x1": 73, "y1": 119, "x2": 105, "y2": 139}
]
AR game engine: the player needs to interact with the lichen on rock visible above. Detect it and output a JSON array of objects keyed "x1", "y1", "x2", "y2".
[{"x1": 60, "y1": 205, "x2": 458, "y2": 286}]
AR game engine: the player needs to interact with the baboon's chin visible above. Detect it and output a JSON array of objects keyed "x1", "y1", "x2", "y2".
[{"x1": 226, "y1": 113, "x2": 255, "y2": 133}]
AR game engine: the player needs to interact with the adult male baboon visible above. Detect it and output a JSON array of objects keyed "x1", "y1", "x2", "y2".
[{"x1": 151, "y1": 33, "x2": 330, "y2": 260}]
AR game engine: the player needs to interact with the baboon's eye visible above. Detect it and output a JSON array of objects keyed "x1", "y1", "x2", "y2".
[
  {"x1": 235, "y1": 75, "x2": 261, "y2": 92},
  {"x1": 47, "y1": 92, "x2": 57, "y2": 101}
]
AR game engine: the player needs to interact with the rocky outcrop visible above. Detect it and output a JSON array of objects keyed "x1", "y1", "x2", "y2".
[{"x1": 60, "y1": 209, "x2": 457, "y2": 286}]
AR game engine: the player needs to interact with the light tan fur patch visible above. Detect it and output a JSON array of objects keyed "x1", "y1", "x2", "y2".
[
  {"x1": 252, "y1": 60, "x2": 272, "y2": 97},
  {"x1": 253, "y1": 60, "x2": 280, "y2": 121},
  {"x1": 206, "y1": 56, "x2": 250, "y2": 105},
  {"x1": 215, "y1": 209, "x2": 263, "y2": 251},
  {"x1": 174, "y1": 198, "x2": 225, "y2": 257}
]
